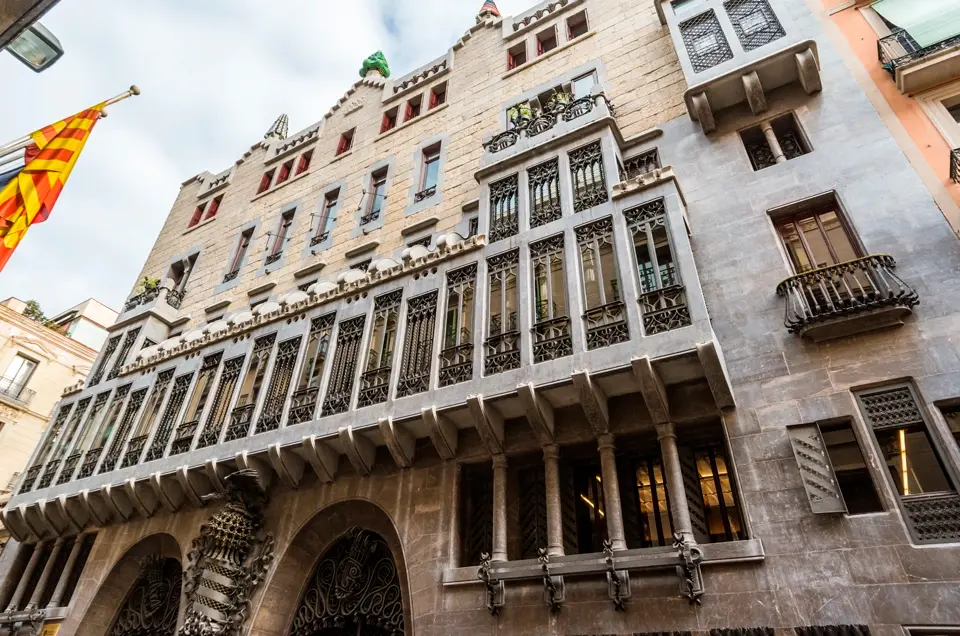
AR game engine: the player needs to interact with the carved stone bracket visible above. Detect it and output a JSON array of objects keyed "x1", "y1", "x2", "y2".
[
  {"x1": 477, "y1": 553, "x2": 505, "y2": 616},
  {"x1": 538, "y1": 548, "x2": 565, "y2": 613},
  {"x1": 674, "y1": 534, "x2": 704, "y2": 605},
  {"x1": 603, "y1": 539, "x2": 630, "y2": 611}
]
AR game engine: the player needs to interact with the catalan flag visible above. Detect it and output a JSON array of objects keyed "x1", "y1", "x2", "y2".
[{"x1": 0, "y1": 103, "x2": 105, "y2": 271}]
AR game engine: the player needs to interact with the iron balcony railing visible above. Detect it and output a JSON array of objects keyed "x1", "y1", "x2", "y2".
[
  {"x1": 0, "y1": 377, "x2": 35, "y2": 407},
  {"x1": 878, "y1": 28, "x2": 960, "y2": 73},
  {"x1": 951, "y1": 148, "x2": 960, "y2": 184},
  {"x1": 775, "y1": 254, "x2": 919, "y2": 335}
]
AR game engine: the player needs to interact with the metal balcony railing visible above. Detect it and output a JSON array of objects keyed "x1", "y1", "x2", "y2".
[
  {"x1": 878, "y1": 28, "x2": 960, "y2": 73},
  {"x1": 0, "y1": 377, "x2": 35, "y2": 407},
  {"x1": 951, "y1": 148, "x2": 960, "y2": 184}
]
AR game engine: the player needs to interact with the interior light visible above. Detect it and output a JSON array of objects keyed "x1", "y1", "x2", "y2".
[{"x1": 899, "y1": 428, "x2": 909, "y2": 495}]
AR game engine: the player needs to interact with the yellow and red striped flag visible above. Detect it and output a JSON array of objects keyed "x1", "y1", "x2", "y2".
[{"x1": 0, "y1": 103, "x2": 105, "y2": 271}]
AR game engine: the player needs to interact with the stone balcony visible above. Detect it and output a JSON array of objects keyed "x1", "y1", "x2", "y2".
[
  {"x1": 878, "y1": 28, "x2": 960, "y2": 95},
  {"x1": 775, "y1": 254, "x2": 919, "y2": 342}
]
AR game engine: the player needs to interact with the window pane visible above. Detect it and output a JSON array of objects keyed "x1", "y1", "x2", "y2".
[
  {"x1": 875, "y1": 426, "x2": 953, "y2": 496},
  {"x1": 636, "y1": 459, "x2": 673, "y2": 546},
  {"x1": 551, "y1": 254, "x2": 566, "y2": 317},
  {"x1": 599, "y1": 241, "x2": 619, "y2": 303},
  {"x1": 651, "y1": 226, "x2": 677, "y2": 287},
  {"x1": 445, "y1": 289, "x2": 460, "y2": 348},
  {"x1": 821, "y1": 422, "x2": 884, "y2": 514},
  {"x1": 461, "y1": 285, "x2": 475, "y2": 344},
  {"x1": 818, "y1": 211, "x2": 857, "y2": 263},
  {"x1": 574, "y1": 463, "x2": 607, "y2": 553},
  {"x1": 580, "y1": 245, "x2": 603, "y2": 309},
  {"x1": 423, "y1": 156, "x2": 440, "y2": 189},
  {"x1": 572, "y1": 72, "x2": 596, "y2": 98},
  {"x1": 944, "y1": 408, "x2": 960, "y2": 446},
  {"x1": 489, "y1": 275, "x2": 503, "y2": 333},
  {"x1": 777, "y1": 222, "x2": 814, "y2": 272},
  {"x1": 634, "y1": 230, "x2": 657, "y2": 293},
  {"x1": 696, "y1": 448, "x2": 745, "y2": 542}
]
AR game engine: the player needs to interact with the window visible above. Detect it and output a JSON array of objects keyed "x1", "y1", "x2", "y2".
[
  {"x1": 396, "y1": 290, "x2": 439, "y2": 398},
  {"x1": 188, "y1": 196, "x2": 221, "y2": 228},
  {"x1": 405, "y1": 95, "x2": 422, "y2": 122},
  {"x1": 418, "y1": 143, "x2": 441, "y2": 199},
  {"x1": 741, "y1": 113, "x2": 811, "y2": 171},
  {"x1": 572, "y1": 71, "x2": 597, "y2": 98},
  {"x1": 224, "y1": 334, "x2": 276, "y2": 442},
  {"x1": 576, "y1": 218, "x2": 627, "y2": 349},
  {"x1": 3, "y1": 355, "x2": 36, "y2": 397},
  {"x1": 467, "y1": 217, "x2": 479, "y2": 238},
  {"x1": 630, "y1": 206, "x2": 678, "y2": 293},
  {"x1": 313, "y1": 189, "x2": 339, "y2": 245},
  {"x1": 485, "y1": 250, "x2": 520, "y2": 375},
  {"x1": 381, "y1": 107, "x2": 398, "y2": 133},
  {"x1": 530, "y1": 235, "x2": 571, "y2": 362},
  {"x1": 362, "y1": 168, "x2": 388, "y2": 225},
  {"x1": 529, "y1": 159, "x2": 562, "y2": 228},
  {"x1": 943, "y1": 406, "x2": 960, "y2": 446},
  {"x1": 694, "y1": 445, "x2": 745, "y2": 541},
  {"x1": 460, "y1": 463, "x2": 493, "y2": 565},
  {"x1": 267, "y1": 210, "x2": 295, "y2": 264},
  {"x1": 256, "y1": 336, "x2": 303, "y2": 434},
  {"x1": 772, "y1": 195, "x2": 860, "y2": 273},
  {"x1": 181, "y1": 353, "x2": 221, "y2": 426},
  {"x1": 567, "y1": 10, "x2": 589, "y2": 39},
  {"x1": 488, "y1": 174, "x2": 519, "y2": 242},
  {"x1": 336, "y1": 129, "x2": 354, "y2": 156},
  {"x1": 168, "y1": 253, "x2": 198, "y2": 297},
  {"x1": 322, "y1": 315, "x2": 366, "y2": 416},
  {"x1": 224, "y1": 228, "x2": 253, "y2": 282},
  {"x1": 949, "y1": 103, "x2": 960, "y2": 124},
  {"x1": 441, "y1": 264, "x2": 477, "y2": 387},
  {"x1": 351, "y1": 258, "x2": 372, "y2": 272},
  {"x1": 679, "y1": 10, "x2": 734, "y2": 72},
  {"x1": 571, "y1": 457, "x2": 608, "y2": 553},
  {"x1": 358, "y1": 290, "x2": 402, "y2": 408},
  {"x1": 407, "y1": 236, "x2": 431, "y2": 249},
  {"x1": 536, "y1": 27, "x2": 558, "y2": 55},
  {"x1": 295, "y1": 150, "x2": 313, "y2": 176},
  {"x1": 723, "y1": 0, "x2": 786, "y2": 51},
  {"x1": 288, "y1": 313, "x2": 335, "y2": 424},
  {"x1": 620, "y1": 454, "x2": 673, "y2": 548},
  {"x1": 569, "y1": 140, "x2": 608, "y2": 213},
  {"x1": 195, "y1": 357, "x2": 245, "y2": 449},
  {"x1": 275, "y1": 159, "x2": 294, "y2": 185},
  {"x1": 205, "y1": 195, "x2": 221, "y2": 220},
  {"x1": 429, "y1": 83, "x2": 447, "y2": 109},
  {"x1": 820, "y1": 420, "x2": 884, "y2": 514},
  {"x1": 256, "y1": 169, "x2": 275, "y2": 195},
  {"x1": 508, "y1": 42, "x2": 527, "y2": 70},
  {"x1": 188, "y1": 206, "x2": 203, "y2": 228}
]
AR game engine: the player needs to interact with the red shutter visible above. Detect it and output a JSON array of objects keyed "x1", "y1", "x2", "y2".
[
  {"x1": 405, "y1": 103, "x2": 413, "y2": 121},
  {"x1": 257, "y1": 172, "x2": 272, "y2": 194},
  {"x1": 381, "y1": 113, "x2": 391, "y2": 133},
  {"x1": 205, "y1": 197, "x2": 220, "y2": 219},
  {"x1": 429, "y1": 91, "x2": 438, "y2": 109},
  {"x1": 188, "y1": 206, "x2": 203, "y2": 228},
  {"x1": 297, "y1": 151, "x2": 312, "y2": 175}
]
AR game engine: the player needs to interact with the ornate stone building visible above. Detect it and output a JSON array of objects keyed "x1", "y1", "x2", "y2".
[{"x1": 1, "y1": 0, "x2": 960, "y2": 635}]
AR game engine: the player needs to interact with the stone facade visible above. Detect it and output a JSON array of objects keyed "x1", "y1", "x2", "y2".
[{"x1": 2, "y1": 0, "x2": 960, "y2": 635}]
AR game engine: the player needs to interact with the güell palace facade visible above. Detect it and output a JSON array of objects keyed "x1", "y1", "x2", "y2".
[{"x1": 2, "y1": 0, "x2": 960, "y2": 635}]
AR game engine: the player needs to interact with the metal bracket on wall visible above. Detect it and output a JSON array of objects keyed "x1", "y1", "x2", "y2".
[
  {"x1": 477, "y1": 553, "x2": 505, "y2": 616},
  {"x1": 538, "y1": 548, "x2": 565, "y2": 613},
  {"x1": 674, "y1": 534, "x2": 704, "y2": 604},
  {"x1": 603, "y1": 540, "x2": 630, "y2": 611}
]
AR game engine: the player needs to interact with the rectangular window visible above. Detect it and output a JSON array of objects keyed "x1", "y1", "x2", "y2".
[
  {"x1": 943, "y1": 405, "x2": 960, "y2": 446},
  {"x1": 107, "y1": 327, "x2": 142, "y2": 381},
  {"x1": 362, "y1": 168, "x2": 388, "y2": 225},
  {"x1": 405, "y1": 95, "x2": 422, "y2": 122},
  {"x1": 275, "y1": 159, "x2": 294, "y2": 185},
  {"x1": 323, "y1": 315, "x2": 367, "y2": 416},
  {"x1": 576, "y1": 217, "x2": 627, "y2": 349},
  {"x1": 224, "y1": 334, "x2": 276, "y2": 442},
  {"x1": 741, "y1": 112, "x2": 812, "y2": 171},
  {"x1": 268, "y1": 210, "x2": 295, "y2": 263},
  {"x1": 295, "y1": 150, "x2": 313, "y2": 176},
  {"x1": 168, "y1": 254, "x2": 198, "y2": 298},
  {"x1": 381, "y1": 107, "x2": 398, "y2": 133},
  {"x1": 3, "y1": 354, "x2": 36, "y2": 397},
  {"x1": 485, "y1": 250, "x2": 520, "y2": 375},
  {"x1": 508, "y1": 42, "x2": 527, "y2": 70},
  {"x1": 195, "y1": 356, "x2": 245, "y2": 449},
  {"x1": 567, "y1": 10, "x2": 589, "y2": 39},
  {"x1": 572, "y1": 458, "x2": 607, "y2": 553},
  {"x1": 528, "y1": 159, "x2": 562, "y2": 228},
  {"x1": 336, "y1": 129, "x2": 354, "y2": 156},
  {"x1": 460, "y1": 463, "x2": 493, "y2": 565},
  {"x1": 313, "y1": 189, "x2": 339, "y2": 245},
  {"x1": 224, "y1": 229, "x2": 253, "y2": 282},
  {"x1": 623, "y1": 455, "x2": 674, "y2": 548},
  {"x1": 820, "y1": 420, "x2": 884, "y2": 514},
  {"x1": 694, "y1": 445, "x2": 746, "y2": 542},
  {"x1": 358, "y1": 290, "x2": 402, "y2": 408},
  {"x1": 188, "y1": 206, "x2": 203, "y2": 228},
  {"x1": 407, "y1": 236, "x2": 431, "y2": 249},
  {"x1": 182, "y1": 353, "x2": 221, "y2": 426},
  {"x1": 723, "y1": 0, "x2": 786, "y2": 51},
  {"x1": 488, "y1": 174, "x2": 519, "y2": 242},
  {"x1": 441, "y1": 264, "x2": 476, "y2": 387},
  {"x1": 418, "y1": 143, "x2": 441, "y2": 197},
  {"x1": 772, "y1": 195, "x2": 860, "y2": 273},
  {"x1": 467, "y1": 217, "x2": 479, "y2": 238},
  {"x1": 257, "y1": 169, "x2": 274, "y2": 194},
  {"x1": 256, "y1": 336, "x2": 303, "y2": 434},
  {"x1": 572, "y1": 71, "x2": 597, "y2": 98},
  {"x1": 289, "y1": 313, "x2": 335, "y2": 424},
  {"x1": 949, "y1": 103, "x2": 960, "y2": 124},
  {"x1": 204, "y1": 195, "x2": 221, "y2": 220},
  {"x1": 537, "y1": 27, "x2": 558, "y2": 55},
  {"x1": 396, "y1": 290, "x2": 439, "y2": 398},
  {"x1": 429, "y1": 82, "x2": 447, "y2": 109},
  {"x1": 569, "y1": 140, "x2": 608, "y2": 213},
  {"x1": 680, "y1": 10, "x2": 734, "y2": 72},
  {"x1": 530, "y1": 235, "x2": 571, "y2": 362}
]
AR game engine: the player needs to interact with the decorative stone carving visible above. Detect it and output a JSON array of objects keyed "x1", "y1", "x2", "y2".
[
  {"x1": 673, "y1": 534, "x2": 704, "y2": 605},
  {"x1": 110, "y1": 556, "x2": 181, "y2": 636},
  {"x1": 360, "y1": 51, "x2": 391, "y2": 78},
  {"x1": 179, "y1": 470, "x2": 274, "y2": 636}
]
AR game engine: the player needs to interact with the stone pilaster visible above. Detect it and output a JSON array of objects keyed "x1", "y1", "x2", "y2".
[
  {"x1": 542, "y1": 444, "x2": 564, "y2": 557},
  {"x1": 597, "y1": 434, "x2": 626, "y2": 551},
  {"x1": 491, "y1": 453, "x2": 508, "y2": 562},
  {"x1": 657, "y1": 422, "x2": 694, "y2": 542}
]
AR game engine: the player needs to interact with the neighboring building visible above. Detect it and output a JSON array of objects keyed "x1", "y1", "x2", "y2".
[
  {"x1": 3, "y1": 0, "x2": 960, "y2": 635},
  {"x1": 0, "y1": 297, "x2": 116, "y2": 550},
  {"x1": 821, "y1": 0, "x2": 960, "y2": 233}
]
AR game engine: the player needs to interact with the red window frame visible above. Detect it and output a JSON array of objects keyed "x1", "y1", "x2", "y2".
[
  {"x1": 296, "y1": 150, "x2": 313, "y2": 175},
  {"x1": 276, "y1": 160, "x2": 293, "y2": 185},
  {"x1": 257, "y1": 170, "x2": 274, "y2": 194},
  {"x1": 204, "y1": 196, "x2": 221, "y2": 220},
  {"x1": 381, "y1": 110, "x2": 397, "y2": 133},
  {"x1": 429, "y1": 84, "x2": 446, "y2": 109},
  {"x1": 336, "y1": 130, "x2": 354, "y2": 156},
  {"x1": 188, "y1": 206, "x2": 203, "y2": 228}
]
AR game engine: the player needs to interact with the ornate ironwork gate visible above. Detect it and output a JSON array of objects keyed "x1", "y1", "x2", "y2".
[
  {"x1": 109, "y1": 556, "x2": 181, "y2": 636},
  {"x1": 289, "y1": 528, "x2": 404, "y2": 636}
]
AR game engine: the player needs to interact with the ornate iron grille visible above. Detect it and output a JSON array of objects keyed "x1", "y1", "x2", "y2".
[
  {"x1": 952, "y1": 148, "x2": 960, "y2": 184},
  {"x1": 531, "y1": 235, "x2": 573, "y2": 363},
  {"x1": 640, "y1": 286, "x2": 692, "y2": 335},
  {"x1": 108, "y1": 556, "x2": 181, "y2": 636},
  {"x1": 569, "y1": 141, "x2": 608, "y2": 213},
  {"x1": 323, "y1": 315, "x2": 367, "y2": 415},
  {"x1": 88, "y1": 334, "x2": 121, "y2": 386},
  {"x1": 166, "y1": 288, "x2": 184, "y2": 309},
  {"x1": 484, "y1": 95, "x2": 599, "y2": 154},
  {"x1": 289, "y1": 314, "x2": 335, "y2": 424},
  {"x1": 414, "y1": 184, "x2": 437, "y2": 203},
  {"x1": 223, "y1": 335, "x2": 276, "y2": 442},
  {"x1": 20, "y1": 402, "x2": 73, "y2": 492},
  {"x1": 169, "y1": 353, "x2": 222, "y2": 455},
  {"x1": 529, "y1": 159, "x2": 562, "y2": 228},
  {"x1": 37, "y1": 458, "x2": 61, "y2": 490},
  {"x1": 901, "y1": 492, "x2": 960, "y2": 543},
  {"x1": 169, "y1": 421, "x2": 198, "y2": 456},
  {"x1": 289, "y1": 528, "x2": 404, "y2": 636},
  {"x1": 489, "y1": 175, "x2": 519, "y2": 242},
  {"x1": 775, "y1": 255, "x2": 918, "y2": 336},
  {"x1": 255, "y1": 337, "x2": 302, "y2": 433},
  {"x1": 576, "y1": 217, "x2": 629, "y2": 349},
  {"x1": 518, "y1": 465, "x2": 548, "y2": 560},
  {"x1": 441, "y1": 264, "x2": 476, "y2": 387},
  {"x1": 461, "y1": 464, "x2": 493, "y2": 565},
  {"x1": 619, "y1": 148, "x2": 661, "y2": 182},
  {"x1": 57, "y1": 391, "x2": 111, "y2": 484},
  {"x1": 358, "y1": 291, "x2": 402, "y2": 408},
  {"x1": 795, "y1": 627, "x2": 870, "y2": 636},
  {"x1": 723, "y1": 0, "x2": 785, "y2": 51},
  {"x1": 79, "y1": 383, "x2": 133, "y2": 476},
  {"x1": 100, "y1": 387, "x2": 148, "y2": 474},
  {"x1": 39, "y1": 396, "x2": 92, "y2": 488},
  {"x1": 196, "y1": 357, "x2": 245, "y2": 449},
  {"x1": 397, "y1": 290, "x2": 439, "y2": 398},
  {"x1": 144, "y1": 373, "x2": 195, "y2": 461},
  {"x1": 680, "y1": 10, "x2": 734, "y2": 72},
  {"x1": 223, "y1": 404, "x2": 255, "y2": 442},
  {"x1": 121, "y1": 434, "x2": 149, "y2": 469},
  {"x1": 858, "y1": 386, "x2": 924, "y2": 431},
  {"x1": 107, "y1": 328, "x2": 141, "y2": 381},
  {"x1": 485, "y1": 250, "x2": 521, "y2": 375},
  {"x1": 58, "y1": 453, "x2": 81, "y2": 486}
]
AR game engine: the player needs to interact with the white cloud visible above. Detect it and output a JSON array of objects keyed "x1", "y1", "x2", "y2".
[{"x1": 0, "y1": 0, "x2": 530, "y2": 317}]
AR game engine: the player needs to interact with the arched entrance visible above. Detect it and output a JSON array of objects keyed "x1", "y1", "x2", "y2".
[
  {"x1": 107, "y1": 556, "x2": 181, "y2": 636},
  {"x1": 288, "y1": 528, "x2": 404, "y2": 636}
]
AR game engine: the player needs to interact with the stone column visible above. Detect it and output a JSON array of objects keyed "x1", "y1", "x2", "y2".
[
  {"x1": 597, "y1": 434, "x2": 626, "y2": 551},
  {"x1": 47, "y1": 534, "x2": 86, "y2": 609},
  {"x1": 657, "y1": 422, "x2": 694, "y2": 542},
  {"x1": 542, "y1": 444, "x2": 564, "y2": 557},
  {"x1": 491, "y1": 454, "x2": 508, "y2": 562},
  {"x1": 25, "y1": 538, "x2": 65, "y2": 610},
  {"x1": 5, "y1": 543, "x2": 45, "y2": 612},
  {"x1": 761, "y1": 121, "x2": 786, "y2": 164}
]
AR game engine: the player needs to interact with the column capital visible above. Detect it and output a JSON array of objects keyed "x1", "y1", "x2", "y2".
[
  {"x1": 492, "y1": 453, "x2": 508, "y2": 469},
  {"x1": 597, "y1": 433, "x2": 616, "y2": 451},
  {"x1": 655, "y1": 422, "x2": 676, "y2": 441},
  {"x1": 542, "y1": 444, "x2": 560, "y2": 460}
]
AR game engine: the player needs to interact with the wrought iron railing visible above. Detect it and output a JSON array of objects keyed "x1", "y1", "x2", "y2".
[
  {"x1": 532, "y1": 316, "x2": 573, "y2": 363},
  {"x1": 288, "y1": 387, "x2": 320, "y2": 425},
  {"x1": 414, "y1": 185, "x2": 437, "y2": 203},
  {"x1": 951, "y1": 148, "x2": 960, "y2": 184},
  {"x1": 358, "y1": 366, "x2": 392, "y2": 408},
  {"x1": 37, "y1": 459, "x2": 60, "y2": 489},
  {"x1": 640, "y1": 285, "x2": 692, "y2": 335},
  {"x1": 310, "y1": 231, "x2": 329, "y2": 246},
  {"x1": 439, "y1": 343, "x2": 473, "y2": 387},
  {"x1": 18, "y1": 465, "x2": 41, "y2": 493},
  {"x1": 484, "y1": 331, "x2": 521, "y2": 375},
  {"x1": 619, "y1": 148, "x2": 661, "y2": 182},
  {"x1": 76, "y1": 447, "x2": 104, "y2": 479},
  {"x1": 775, "y1": 255, "x2": 919, "y2": 335},
  {"x1": 265, "y1": 252, "x2": 283, "y2": 265},
  {"x1": 878, "y1": 28, "x2": 960, "y2": 73},
  {"x1": 0, "y1": 377, "x2": 35, "y2": 407},
  {"x1": 483, "y1": 95, "x2": 604, "y2": 154},
  {"x1": 123, "y1": 286, "x2": 161, "y2": 312},
  {"x1": 901, "y1": 491, "x2": 960, "y2": 543},
  {"x1": 583, "y1": 302, "x2": 630, "y2": 350},
  {"x1": 166, "y1": 289, "x2": 184, "y2": 309},
  {"x1": 169, "y1": 421, "x2": 199, "y2": 455},
  {"x1": 121, "y1": 434, "x2": 149, "y2": 469},
  {"x1": 223, "y1": 404, "x2": 256, "y2": 442},
  {"x1": 56, "y1": 453, "x2": 81, "y2": 485}
]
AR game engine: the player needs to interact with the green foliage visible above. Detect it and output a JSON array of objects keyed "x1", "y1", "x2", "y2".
[
  {"x1": 359, "y1": 51, "x2": 391, "y2": 78},
  {"x1": 22, "y1": 300, "x2": 47, "y2": 324},
  {"x1": 135, "y1": 276, "x2": 161, "y2": 295}
]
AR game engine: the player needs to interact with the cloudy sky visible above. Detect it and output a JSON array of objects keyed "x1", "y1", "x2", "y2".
[{"x1": 0, "y1": 0, "x2": 529, "y2": 318}]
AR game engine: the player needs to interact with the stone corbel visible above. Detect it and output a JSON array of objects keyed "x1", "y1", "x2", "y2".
[
  {"x1": 269, "y1": 443, "x2": 306, "y2": 488},
  {"x1": 124, "y1": 479, "x2": 158, "y2": 518},
  {"x1": 176, "y1": 467, "x2": 205, "y2": 508},
  {"x1": 690, "y1": 92, "x2": 715, "y2": 134},
  {"x1": 632, "y1": 357, "x2": 670, "y2": 425},
  {"x1": 55, "y1": 495, "x2": 87, "y2": 534},
  {"x1": 517, "y1": 383, "x2": 555, "y2": 445},
  {"x1": 422, "y1": 406, "x2": 458, "y2": 460},
  {"x1": 538, "y1": 548, "x2": 565, "y2": 613},
  {"x1": 674, "y1": 533, "x2": 705, "y2": 604},
  {"x1": 696, "y1": 341, "x2": 735, "y2": 410},
  {"x1": 235, "y1": 451, "x2": 275, "y2": 491},
  {"x1": 571, "y1": 370, "x2": 609, "y2": 436},
  {"x1": 379, "y1": 417, "x2": 415, "y2": 469},
  {"x1": 80, "y1": 490, "x2": 111, "y2": 526},
  {"x1": 204, "y1": 458, "x2": 231, "y2": 495},
  {"x1": 339, "y1": 426, "x2": 377, "y2": 476},
  {"x1": 32, "y1": 501, "x2": 59, "y2": 538},
  {"x1": 742, "y1": 70, "x2": 767, "y2": 115},
  {"x1": 149, "y1": 472, "x2": 184, "y2": 513},
  {"x1": 466, "y1": 395, "x2": 504, "y2": 454},
  {"x1": 302, "y1": 435, "x2": 339, "y2": 482},
  {"x1": 477, "y1": 553, "x2": 505, "y2": 616},
  {"x1": 101, "y1": 484, "x2": 133, "y2": 521},
  {"x1": 795, "y1": 48, "x2": 822, "y2": 95},
  {"x1": 603, "y1": 539, "x2": 630, "y2": 611}
]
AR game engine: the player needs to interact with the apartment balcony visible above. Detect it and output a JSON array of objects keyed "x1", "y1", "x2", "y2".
[
  {"x1": 116, "y1": 282, "x2": 183, "y2": 331},
  {"x1": 0, "y1": 377, "x2": 35, "y2": 408},
  {"x1": 879, "y1": 28, "x2": 960, "y2": 94},
  {"x1": 776, "y1": 255, "x2": 919, "y2": 342},
  {"x1": 951, "y1": 148, "x2": 960, "y2": 184}
]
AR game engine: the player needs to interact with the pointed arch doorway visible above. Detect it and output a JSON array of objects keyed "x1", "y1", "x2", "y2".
[{"x1": 288, "y1": 527, "x2": 405, "y2": 636}]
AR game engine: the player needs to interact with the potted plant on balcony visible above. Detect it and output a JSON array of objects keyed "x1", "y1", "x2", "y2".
[
  {"x1": 507, "y1": 102, "x2": 533, "y2": 129},
  {"x1": 135, "y1": 276, "x2": 161, "y2": 298},
  {"x1": 547, "y1": 91, "x2": 571, "y2": 113}
]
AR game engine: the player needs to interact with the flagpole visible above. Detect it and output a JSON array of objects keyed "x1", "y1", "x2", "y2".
[{"x1": 0, "y1": 85, "x2": 140, "y2": 157}]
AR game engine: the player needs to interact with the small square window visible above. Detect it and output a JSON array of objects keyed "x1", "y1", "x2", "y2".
[
  {"x1": 508, "y1": 42, "x2": 527, "y2": 70},
  {"x1": 405, "y1": 96, "x2": 422, "y2": 122},
  {"x1": 739, "y1": 9, "x2": 767, "y2": 35},
  {"x1": 351, "y1": 258, "x2": 372, "y2": 272},
  {"x1": 204, "y1": 195, "x2": 221, "y2": 220},
  {"x1": 430, "y1": 83, "x2": 447, "y2": 109},
  {"x1": 381, "y1": 107, "x2": 398, "y2": 133},
  {"x1": 419, "y1": 143, "x2": 441, "y2": 196},
  {"x1": 567, "y1": 10, "x2": 589, "y2": 39},
  {"x1": 572, "y1": 71, "x2": 597, "y2": 98},
  {"x1": 257, "y1": 169, "x2": 275, "y2": 194},
  {"x1": 467, "y1": 217, "x2": 479, "y2": 237},
  {"x1": 188, "y1": 206, "x2": 203, "y2": 228},
  {"x1": 536, "y1": 27, "x2": 558, "y2": 55},
  {"x1": 740, "y1": 112, "x2": 811, "y2": 171},
  {"x1": 296, "y1": 150, "x2": 313, "y2": 175},
  {"x1": 336, "y1": 129, "x2": 355, "y2": 156},
  {"x1": 275, "y1": 159, "x2": 294, "y2": 185}
]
